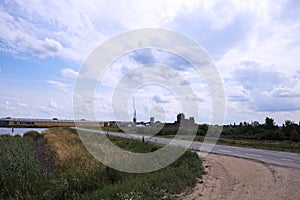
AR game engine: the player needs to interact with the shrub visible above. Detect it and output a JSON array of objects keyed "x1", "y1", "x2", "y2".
[
  {"x1": 24, "y1": 131, "x2": 41, "y2": 140},
  {"x1": 290, "y1": 129, "x2": 300, "y2": 142},
  {"x1": 13, "y1": 134, "x2": 22, "y2": 138}
]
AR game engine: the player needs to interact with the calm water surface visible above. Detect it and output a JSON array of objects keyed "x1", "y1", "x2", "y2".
[{"x1": 0, "y1": 127, "x2": 48, "y2": 136}]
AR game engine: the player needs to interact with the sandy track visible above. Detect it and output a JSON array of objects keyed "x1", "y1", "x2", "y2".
[{"x1": 177, "y1": 153, "x2": 300, "y2": 200}]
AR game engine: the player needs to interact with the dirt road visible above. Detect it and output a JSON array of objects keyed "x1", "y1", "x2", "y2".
[{"x1": 177, "y1": 153, "x2": 300, "y2": 200}]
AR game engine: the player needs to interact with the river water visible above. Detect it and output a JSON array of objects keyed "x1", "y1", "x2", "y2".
[{"x1": 0, "y1": 127, "x2": 48, "y2": 136}]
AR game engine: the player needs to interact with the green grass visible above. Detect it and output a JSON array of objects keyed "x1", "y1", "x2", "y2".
[
  {"x1": 0, "y1": 136, "x2": 49, "y2": 199},
  {"x1": 158, "y1": 135, "x2": 300, "y2": 153},
  {"x1": 216, "y1": 138, "x2": 300, "y2": 153},
  {"x1": 107, "y1": 134, "x2": 163, "y2": 152},
  {"x1": 85, "y1": 150, "x2": 203, "y2": 200},
  {"x1": 101, "y1": 126, "x2": 123, "y2": 132},
  {"x1": 0, "y1": 128, "x2": 204, "y2": 199}
]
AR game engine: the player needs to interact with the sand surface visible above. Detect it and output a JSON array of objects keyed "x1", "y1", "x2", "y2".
[{"x1": 177, "y1": 153, "x2": 300, "y2": 200}]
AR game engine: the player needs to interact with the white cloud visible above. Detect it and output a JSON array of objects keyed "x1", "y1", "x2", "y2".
[
  {"x1": 0, "y1": 9, "x2": 64, "y2": 58},
  {"x1": 61, "y1": 68, "x2": 78, "y2": 78},
  {"x1": 47, "y1": 80, "x2": 70, "y2": 92},
  {"x1": 152, "y1": 95, "x2": 170, "y2": 103},
  {"x1": 16, "y1": 102, "x2": 28, "y2": 107},
  {"x1": 1, "y1": 101, "x2": 15, "y2": 111},
  {"x1": 270, "y1": 87, "x2": 300, "y2": 98},
  {"x1": 215, "y1": 5, "x2": 300, "y2": 76},
  {"x1": 26, "y1": 37, "x2": 62, "y2": 58},
  {"x1": 1, "y1": 0, "x2": 300, "y2": 124},
  {"x1": 189, "y1": 0, "x2": 271, "y2": 30},
  {"x1": 49, "y1": 99, "x2": 61, "y2": 109},
  {"x1": 47, "y1": 80, "x2": 69, "y2": 88},
  {"x1": 0, "y1": 0, "x2": 202, "y2": 62},
  {"x1": 250, "y1": 90, "x2": 300, "y2": 112},
  {"x1": 219, "y1": 62, "x2": 300, "y2": 122}
]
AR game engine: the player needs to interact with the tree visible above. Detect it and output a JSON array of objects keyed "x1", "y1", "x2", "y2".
[
  {"x1": 282, "y1": 120, "x2": 297, "y2": 139},
  {"x1": 198, "y1": 124, "x2": 208, "y2": 133},
  {"x1": 290, "y1": 129, "x2": 300, "y2": 142},
  {"x1": 264, "y1": 117, "x2": 277, "y2": 129},
  {"x1": 251, "y1": 121, "x2": 260, "y2": 127},
  {"x1": 261, "y1": 129, "x2": 283, "y2": 140}
]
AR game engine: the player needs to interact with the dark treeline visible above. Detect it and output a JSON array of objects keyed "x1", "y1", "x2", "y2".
[
  {"x1": 105, "y1": 117, "x2": 300, "y2": 142},
  {"x1": 153, "y1": 117, "x2": 300, "y2": 142},
  {"x1": 221, "y1": 117, "x2": 300, "y2": 142},
  {"x1": 155, "y1": 124, "x2": 208, "y2": 136}
]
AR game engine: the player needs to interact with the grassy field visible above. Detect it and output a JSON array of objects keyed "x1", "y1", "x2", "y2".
[
  {"x1": 0, "y1": 128, "x2": 204, "y2": 199},
  {"x1": 158, "y1": 135, "x2": 300, "y2": 153}
]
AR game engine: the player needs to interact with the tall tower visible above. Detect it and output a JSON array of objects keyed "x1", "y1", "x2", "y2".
[
  {"x1": 133, "y1": 97, "x2": 137, "y2": 124},
  {"x1": 150, "y1": 117, "x2": 154, "y2": 125},
  {"x1": 177, "y1": 113, "x2": 185, "y2": 124}
]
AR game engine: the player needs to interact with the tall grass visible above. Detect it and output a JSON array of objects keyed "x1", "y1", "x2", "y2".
[
  {"x1": 0, "y1": 128, "x2": 204, "y2": 199},
  {"x1": 159, "y1": 134, "x2": 300, "y2": 153},
  {"x1": 0, "y1": 136, "x2": 48, "y2": 199}
]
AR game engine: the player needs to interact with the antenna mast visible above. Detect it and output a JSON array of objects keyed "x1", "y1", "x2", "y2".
[{"x1": 133, "y1": 97, "x2": 137, "y2": 124}]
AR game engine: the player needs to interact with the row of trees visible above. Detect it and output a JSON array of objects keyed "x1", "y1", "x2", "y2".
[
  {"x1": 219, "y1": 117, "x2": 300, "y2": 142},
  {"x1": 151, "y1": 117, "x2": 300, "y2": 142},
  {"x1": 114, "y1": 117, "x2": 300, "y2": 142}
]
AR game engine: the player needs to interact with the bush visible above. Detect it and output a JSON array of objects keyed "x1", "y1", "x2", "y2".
[
  {"x1": 290, "y1": 129, "x2": 300, "y2": 142},
  {"x1": 23, "y1": 131, "x2": 41, "y2": 140},
  {"x1": 197, "y1": 129, "x2": 206, "y2": 136},
  {"x1": 13, "y1": 134, "x2": 22, "y2": 138},
  {"x1": 261, "y1": 129, "x2": 284, "y2": 141}
]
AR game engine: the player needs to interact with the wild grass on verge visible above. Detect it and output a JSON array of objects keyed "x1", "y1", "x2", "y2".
[
  {"x1": 44, "y1": 128, "x2": 204, "y2": 199},
  {"x1": 158, "y1": 134, "x2": 300, "y2": 153},
  {"x1": 0, "y1": 128, "x2": 204, "y2": 199},
  {"x1": 0, "y1": 136, "x2": 49, "y2": 199},
  {"x1": 217, "y1": 138, "x2": 300, "y2": 153}
]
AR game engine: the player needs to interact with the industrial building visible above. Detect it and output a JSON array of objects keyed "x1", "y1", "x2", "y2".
[{"x1": 163, "y1": 113, "x2": 197, "y2": 128}]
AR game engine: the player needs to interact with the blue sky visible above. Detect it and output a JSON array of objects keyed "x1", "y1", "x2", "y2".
[{"x1": 0, "y1": 0, "x2": 300, "y2": 125}]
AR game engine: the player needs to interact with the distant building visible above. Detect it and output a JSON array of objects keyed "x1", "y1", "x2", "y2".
[
  {"x1": 150, "y1": 117, "x2": 155, "y2": 125},
  {"x1": 176, "y1": 113, "x2": 185, "y2": 124},
  {"x1": 175, "y1": 113, "x2": 196, "y2": 128},
  {"x1": 161, "y1": 113, "x2": 197, "y2": 128},
  {"x1": 109, "y1": 121, "x2": 117, "y2": 127}
]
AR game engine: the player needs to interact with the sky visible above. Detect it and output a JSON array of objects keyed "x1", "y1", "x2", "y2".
[{"x1": 0, "y1": 0, "x2": 300, "y2": 125}]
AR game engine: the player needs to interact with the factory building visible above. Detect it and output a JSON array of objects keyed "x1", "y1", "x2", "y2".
[{"x1": 163, "y1": 113, "x2": 197, "y2": 128}]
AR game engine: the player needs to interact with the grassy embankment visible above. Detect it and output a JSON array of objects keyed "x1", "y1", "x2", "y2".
[{"x1": 0, "y1": 128, "x2": 204, "y2": 199}]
